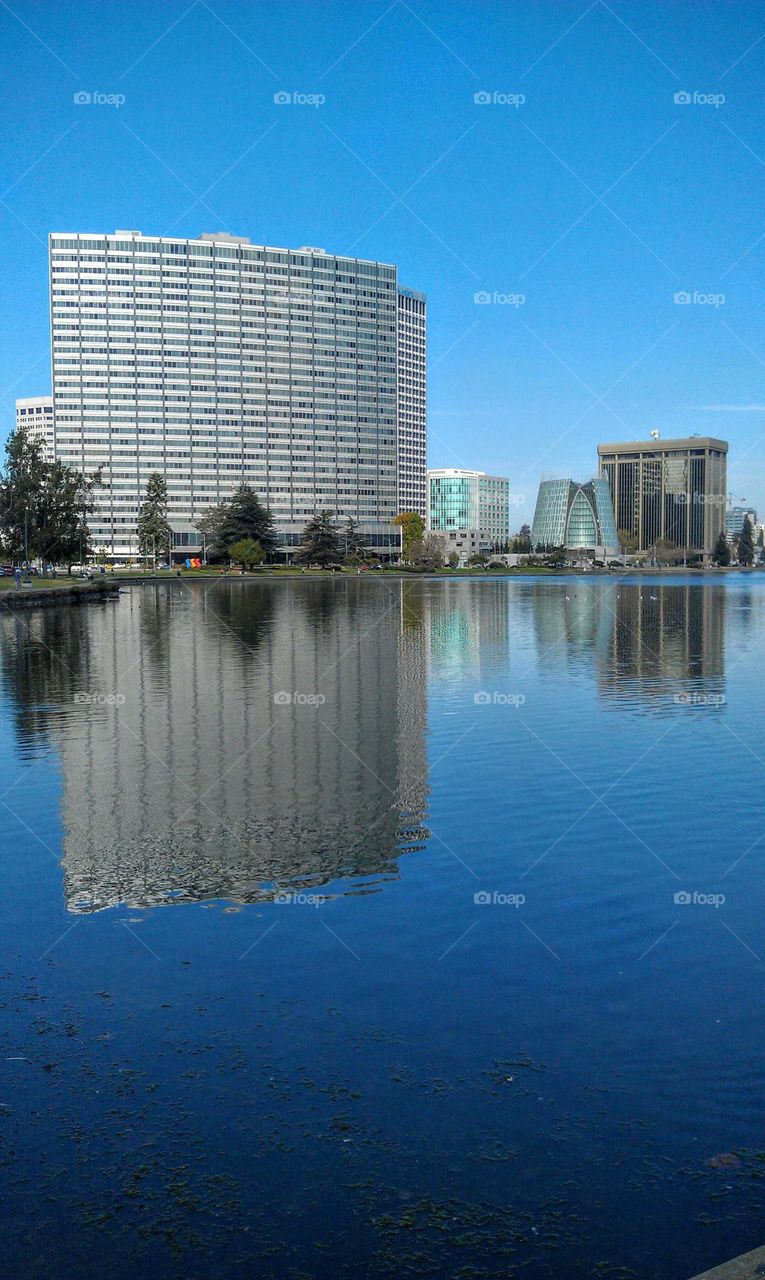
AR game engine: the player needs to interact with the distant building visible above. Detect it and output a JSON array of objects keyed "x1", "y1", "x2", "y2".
[
  {"x1": 531, "y1": 478, "x2": 618, "y2": 554},
  {"x1": 597, "y1": 436, "x2": 727, "y2": 559},
  {"x1": 725, "y1": 505, "x2": 757, "y2": 539},
  {"x1": 427, "y1": 468, "x2": 509, "y2": 560},
  {"x1": 16, "y1": 396, "x2": 53, "y2": 460}
]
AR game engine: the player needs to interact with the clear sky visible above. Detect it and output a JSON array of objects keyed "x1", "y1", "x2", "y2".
[{"x1": 2, "y1": 0, "x2": 765, "y2": 521}]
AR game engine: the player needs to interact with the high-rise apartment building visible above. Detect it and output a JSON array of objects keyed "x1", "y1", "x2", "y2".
[
  {"x1": 48, "y1": 230, "x2": 426, "y2": 559},
  {"x1": 16, "y1": 396, "x2": 54, "y2": 459},
  {"x1": 397, "y1": 288, "x2": 427, "y2": 518},
  {"x1": 428, "y1": 468, "x2": 509, "y2": 558},
  {"x1": 597, "y1": 436, "x2": 727, "y2": 559}
]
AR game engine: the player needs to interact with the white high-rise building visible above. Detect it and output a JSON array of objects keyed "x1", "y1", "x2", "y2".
[
  {"x1": 16, "y1": 396, "x2": 54, "y2": 459},
  {"x1": 397, "y1": 288, "x2": 427, "y2": 517},
  {"x1": 48, "y1": 230, "x2": 427, "y2": 560}
]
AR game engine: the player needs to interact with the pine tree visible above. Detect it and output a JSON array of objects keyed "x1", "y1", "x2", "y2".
[
  {"x1": 198, "y1": 484, "x2": 277, "y2": 561},
  {"x1": 712, "y1": 531, "x2": 730, "y2": 566},
  {"x1": 737, "y1": 516, "x2": 754, "y2": 567},
  {"x1": 342, "y1": 516, "x2": 368, "y2": 561},
  {"x1": 137, "y1": 472, "x2": 171, "y2": 563},
  {"x1": 296, "y1": 511, "x2": 342, "y2": 568}
]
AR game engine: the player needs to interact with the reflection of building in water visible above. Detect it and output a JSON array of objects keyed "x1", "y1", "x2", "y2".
[
  {"x1": 427, "y1": 581, "x2": 509, "y2": 679},
  {"x1": 529, "y1": 582, "x2": 725, "y2": 709},
  {"x1": 2, "y1": 581, "x2": 428, "y2": 911}
]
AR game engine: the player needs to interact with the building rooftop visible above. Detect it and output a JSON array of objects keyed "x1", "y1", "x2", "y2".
[{"x1": 597, "y1": 436, "x2": 728, "y2": 453}]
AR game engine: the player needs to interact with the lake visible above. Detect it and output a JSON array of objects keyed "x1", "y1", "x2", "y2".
[{"x1": 1, "y1": 575, "x2": 763, "y2": 1279}]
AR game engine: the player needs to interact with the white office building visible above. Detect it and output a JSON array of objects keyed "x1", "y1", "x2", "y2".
[
  {"x1": 48, "y1": 230, "x2": 427, "y2": 559},
  {"x1": 16, "y1": 396, "x2": 54, "y2": 459}
]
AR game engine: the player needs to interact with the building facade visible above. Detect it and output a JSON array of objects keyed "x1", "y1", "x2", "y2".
[
  {"x1": 531, "y1": 478, "x2": 619, "y2": 554},
  {"x1": 725, "y1": 505, "x2": 757, "y2": 539},
  {"x1": 597, "y1": 437, "x2": 727, "y2": 559},
  {"x1": 427, "y1": 468, "x2": 509, "y2": 558},
  {"x1": 16, "y1": 396, "x2": 54, "y2": 459},
  {"x1": 48, "y1": 230, "x2": 426, "y2": 559},
  {"x1": 397, "y1": 288, "x2": 427, "y2": 518}
]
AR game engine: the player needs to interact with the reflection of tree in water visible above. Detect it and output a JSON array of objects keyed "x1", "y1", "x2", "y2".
[{"x1": 0, "y1": 606, "x2": 94, "y2": 754}]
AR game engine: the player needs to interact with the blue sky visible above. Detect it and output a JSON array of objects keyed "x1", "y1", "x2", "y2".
[{"x1": 2, "y1": 0, "x2": 765, "y2": 520}]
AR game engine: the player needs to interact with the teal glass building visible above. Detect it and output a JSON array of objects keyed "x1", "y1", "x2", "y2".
[
  {"x1": 531, "y1": 478, "x2": 618, "y2": 552},
  {"x1": 428, "y1": 469, "x2": 509, "y2": 548}
]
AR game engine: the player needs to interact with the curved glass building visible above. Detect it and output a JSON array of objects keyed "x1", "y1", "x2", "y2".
[{"x1": 531, "y1": 478, "x2": 618, "y2": 552}]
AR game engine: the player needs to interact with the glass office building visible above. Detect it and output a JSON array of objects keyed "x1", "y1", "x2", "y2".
[
  {"x1": 48, "y1": 230, "x2": 426, "y2": 559},
  {"x1": 725, "y1": 505, "x2": 757, "y2": 539},
  {"x1": 428, "y1": 468, "x2": 510, "y2": 552},
  {"x1": 531, "y1": 478, "x2": 619, "y2": 553},
  {"x1": 597, "y1": 437, "x2": 727, "y2": 559}
]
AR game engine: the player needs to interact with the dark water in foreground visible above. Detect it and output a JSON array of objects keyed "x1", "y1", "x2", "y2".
[{"x1": 1, "y1": 575, "x2": 764, "y2": 1279}]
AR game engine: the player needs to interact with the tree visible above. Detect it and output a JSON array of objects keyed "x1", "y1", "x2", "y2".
[
  {"x1": 543, "y1": 545, "x2": 567, "y2": 568},
  {"x1": 0, "y1": 426, "x2": 101, "y2": 569},
  {"x1": 0, "y1": 427, "x2": 47, "y2": 562},
  {"x1": 448, "y1": 550, "x2": 460, "y2": 569},
  {"x1": 393, "y1": 511, "x2": 425, "y2": 559},
  {"x1": 342, "y1": 516, "x2": 368, "y2": 562},
  {"x1": 36, "y1": 460, "x2": 101, "y2": 570},
  {"x1": 198, "y1": 484, "x2": 277, "y2": 561},
  {"x1": 467, "y1": 551, "x2": 490, "y2": 567},
  {"x1": 712, "y1": 531, "x2": 730, "y2": 566},
  {"x1": 228, "y1": 537, "x2": 265, "y2": 570},
  {"x1": 137, "y1": 472, "x2": 171, "y2": 564},
  {"x1": 737, "y1": 516, "x2": 754, "y2": 567},
  {"x1": 296, "y1": 510, "x2": 342, "y2": 568},
  {"x1": 654, "y1": 538, "x2": 684, "y2": 566},
  {"x1": 512, "y1": 523, "x2": 532, "y2": 554},
  {"x1": 618, "y1": 528, "x2": 639, "y2": 553}
]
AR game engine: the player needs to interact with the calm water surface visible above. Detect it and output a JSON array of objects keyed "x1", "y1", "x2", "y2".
[{"x1": 1, "y1": 575, "x2": 764, "y2": 1279}]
